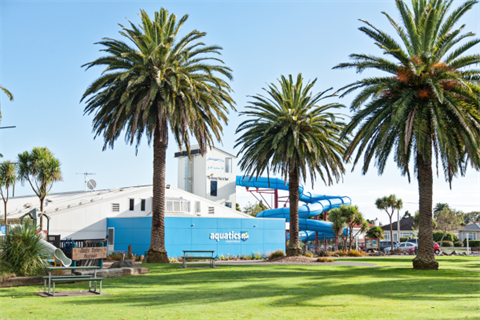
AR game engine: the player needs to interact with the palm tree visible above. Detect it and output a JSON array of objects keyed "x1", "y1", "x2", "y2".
[
  {"x1": 17, "y1": 147, "x2": 62, "y2": 229},
  {"x1": 235, "y1": 74, "x2": 347, "y2": 256},
  {"x1": 334, "y1": 0, "x2": 480, "y2": 270},
  {"x1": 81, "y1": 8, "x2": 235, "y2": 263},
  {"x1": 0, "y1": 161, "x2": 17, "y2": 234},
  {"x1": 375, "y1": 195, "x2": 402, "y2": 251},
  {"x1": 328, "y1": 207, "x2": 347, "y2": 251},
  {"x1": 366, "y1": 226, "x2": 385, "y2": 240},
  {"x1": 0, "y1": 85, "x2": 13, "y2": 101}
]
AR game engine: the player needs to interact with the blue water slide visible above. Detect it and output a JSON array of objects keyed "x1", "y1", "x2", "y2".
[{"x1": 236, "y1": 176, "x2": 351, "y2": 242}]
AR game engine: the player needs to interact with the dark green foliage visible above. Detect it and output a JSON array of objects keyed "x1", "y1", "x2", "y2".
[
  {"x1": 463, "y1": 239, "x2": 480, "y2": 247},
  {"x1": 0, "y1": 220, "x2": 45, "y2": 277},
  {"x1": 454, "y1": 241, "x2": 464, "y2": 247},
  {"x1": 440, "y1": 241, "x2": 454, "y2": 247},
  {"x1": 433, "y1": 231, "x2": 459, "y2": 242},
  {"x1": 400, "y1": 237, "x2": 408, "y2": 242},
  {"x1": 366, "y1": 226, "x2": 384, "y2": 239}
]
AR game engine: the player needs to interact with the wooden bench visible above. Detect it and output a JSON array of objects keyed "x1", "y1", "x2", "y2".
[
  {"x1": 182, "y1": 250, "x2": 215, "y2": 268},
  {"x1": 42, "y1": 276, "x2": 103, "y2": 296}
]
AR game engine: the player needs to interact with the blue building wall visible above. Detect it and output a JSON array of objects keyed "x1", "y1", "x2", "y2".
[{"x1": 107, "y1": 216, "x2": 285, "y2": 258}]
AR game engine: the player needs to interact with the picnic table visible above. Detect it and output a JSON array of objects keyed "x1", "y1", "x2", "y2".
[
  {"x1": 44, "y1": 266, "x2": 103, "y2": 296},
  {"x1": 182, "y1": 250, "x2": 215, "y2": 268}
]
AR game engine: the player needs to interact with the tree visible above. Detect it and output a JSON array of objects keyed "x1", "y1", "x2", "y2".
[
  {"x1": 82, "y1": 9, "x2": 235, "y2": 263},
  {"x1": 0, "y1": 161, "x2": 17, "y2": 235},
  {"x1": 402, "y1": 211, "x2": 412, "y2": 219},
  {"x1": 342, "y1": 205, "x2": 368, "y2": 251},
  {"x1": 461, "y1": 211, "x2": 480, "y2": 224},
  {"x1": 366, "y1": 226, "x2": 384, "y2": 240},
  {"x1": 17, "y1": 147, "x2": 62, "y2": 229},
  {"x1": 433, "y1": 203, "x2": 450, "y2": 219},
  {"x1": 0, "y1": 85, "x2": 13, "y2": 101},
  {"x1": 436, "y1": 208, "x2": 461, "y2": 243},
  {"x1": 375, "y1": 195, "x2": 403, "y2": 251},
  {"x1": 334, "y1": 0, "x2": 480, "y2": 270},
  {"x1": 242, "y1": 202, "x2": 265, "y2": 217},
  {"x1": 235, "y1": 74, "x2": 347, "y2": 256},
  {"x1": 328, "y1": 207, "x2": 347, "y2": 251}
]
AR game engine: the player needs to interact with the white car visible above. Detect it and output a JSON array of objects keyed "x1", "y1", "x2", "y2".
[{"x1": 384, "y1": 242, "x2": 416, "y2": 253}]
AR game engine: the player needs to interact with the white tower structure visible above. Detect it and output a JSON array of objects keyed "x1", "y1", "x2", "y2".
[{"x1": 175, "y1": 145, "x2": 237, "y2": 209}]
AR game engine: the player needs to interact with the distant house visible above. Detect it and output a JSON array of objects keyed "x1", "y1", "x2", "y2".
[
  {"x1": 380, "y1": 217, "x2": 417, "y2": 242},
  {"x1": 458, "y1": 222, "x2": 480, "y2": 241}
]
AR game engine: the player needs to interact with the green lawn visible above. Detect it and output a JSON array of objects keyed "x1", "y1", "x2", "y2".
[{"x1": 1, "y1": 256, "x2": 479, "y2": 319}]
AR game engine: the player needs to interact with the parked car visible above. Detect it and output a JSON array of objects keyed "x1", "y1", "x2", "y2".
[
  {"x1": 365, "y1": 241, "x2": 398, "y2": 252},
  {"x1": 406, "y1": 239, "x2": 419, "y2": 246},
  {"x1": 409, "y1": 242, "x2": 441, "y2": 255},
  {"x1": 384, "y1": 242, "x2": 416, "y2": 253}
]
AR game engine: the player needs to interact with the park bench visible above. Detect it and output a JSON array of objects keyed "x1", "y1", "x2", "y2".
[
  {"x1": 44, "y1": 266, "x2": 103, "y2": 296},
  {"x1": 182, "y1": 250, "x2": 215, "y2": 268}
]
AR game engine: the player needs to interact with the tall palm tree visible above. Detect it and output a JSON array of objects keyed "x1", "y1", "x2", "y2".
[
  {"x1": 0, "y1": 161, "x2": 17, "y2": 234},
  {"x1": 334, "y1": 0, "x2": 480, "y2": 270},
  {"x1": 328, "y1": 207, "x2": 346, "y2": 251},
  {"x1": 375, "y1": 195, "x2": 402, "y2": 251},
  {"x1": 17, "y1": 147, "x2": 62, "y2": 229},
  {"x1": 0, "y1": 85, "x2": 13, "y2": 101},
  {"x1": 81, "y1": 8, "x2": 235, "y2": 263},
  {"x1": 235, "y1": 74, "x2": 347, "y2": 256}
]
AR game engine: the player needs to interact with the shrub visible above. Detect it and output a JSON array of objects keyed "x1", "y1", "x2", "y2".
[
  {"x1": 268, "y1": 250, "x2": 285, "y2": 260},
  {"x1": 317, "y1": 257, "x2": 335, "y2": 263},
  {"x1": 333, "y1": 250, "x2": 347, "y2": 256},
  {"x1": 0, "y1": 220, "x2": 45, "y2": 277},
  {"x1": 433, "y1": 231, "x2": 459, "y2": 242},
  {"x1": 244, "y1": 255, "x2": 252, "y2": 260},
  {"x1": 400, "y1": 237, "x2": 408, "y2": 242},
  {"x1": 169, "y1": 257, "x2": 179, "y2": 263},
  {"x1": 0, "y1": 260, "x2": 15, "y2": 282},
  {"x1": 440, "y1": 241, "x2": 454, "y2": 247},
  {"x1": 305, "y1": 252, "x2": 314, "y2": 258},
  {"x1": 463, "y1": 239, "x2": 480, "y2": 247},
  {"x1": 252, "y1": 252, "x2": 263, "y2": 260},
  {"x1": 454, "y1": 241, "x2": 464, "y2": 247},
  {"x1": 347, "y1": 250, "x2": 365, "y2": 257}
]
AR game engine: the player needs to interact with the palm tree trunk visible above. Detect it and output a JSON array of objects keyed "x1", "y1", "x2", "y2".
[
  {"x1": 412, "y1": 151, "x2": 438, "y2": 270},
  {"x1": 389, "y1": 215, "x2": 394, "y2": 252},
  {"x1": 335, "y1": 236, "x2": 338, "y2": 251},
  {"x1": 39, "y1": 196, "x2": 45, "y2": 230},
  {"x1": 4, "y1": 201, "x2": 8, "y2": 235},
  {"x1": 287, "y1": 167, "x2": 302, "y2": 256},
  {"x1": 147, "y1": 118, "x2": 170, "y2": 263}
]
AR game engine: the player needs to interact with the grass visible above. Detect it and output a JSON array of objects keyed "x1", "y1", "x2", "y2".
[{"x1": 1, "y1": 256, "x2": 479, "y2": 319}]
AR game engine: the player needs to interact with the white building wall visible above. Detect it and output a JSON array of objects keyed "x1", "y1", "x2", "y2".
[{"x1": 7, "y1": 185, "x2": 250, "y2": 241}]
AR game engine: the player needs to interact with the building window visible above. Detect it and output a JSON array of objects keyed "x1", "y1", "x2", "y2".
[
  {"x1": 112, "y1": 203, "x2": 120, "y2": 212},
  {"x1": 141, "y1": 199, "x2": 146, "y2": 211},
  {"x1": 225, "y1": 202, "x2": 232, "y2": 208},
  {"x1": 225, "y1": 158, "x2": 232, "y2": 173},
  {"x1": 208, "y1": 207, "x2": 215, "y2": 214},
  {"x1": 467, "y1": 232, "x2": 477, "y2": 240},
  {"x1": 129, "y1": 199, "x2": 135, "y2": 211},
  {"x1": 165, "y1": 200, "x2": 191, "y2": 213},
  {"x1": 384, "y1": 232, "x2": 390, "y2": 241},
  {"x1": 195, "y1": 201, "x2": 201, "y2": 213},
  {"x1": 210, "y1": 181, "x2": 218, "y2": 196}
]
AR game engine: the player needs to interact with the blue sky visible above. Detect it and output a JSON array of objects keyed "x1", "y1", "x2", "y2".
[{"x1": 1, "y1": 0, "x2": 479, "y2": 222}]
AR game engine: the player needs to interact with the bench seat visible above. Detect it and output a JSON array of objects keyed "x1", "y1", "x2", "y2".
[{"x1": 44, "y1": 276, "x2": 104, "y2": 296}]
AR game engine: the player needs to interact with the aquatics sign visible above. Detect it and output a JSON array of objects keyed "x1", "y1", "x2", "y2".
[{"x1": 210, "y1": 231, "x2": 249, "y2": 242}]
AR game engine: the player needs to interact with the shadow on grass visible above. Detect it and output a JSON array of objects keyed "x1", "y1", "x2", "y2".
[{"x1": 3, "y1": 263, "x2": 476, "y2": 309}]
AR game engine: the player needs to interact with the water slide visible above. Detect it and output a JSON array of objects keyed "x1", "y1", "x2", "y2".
[
  {"x1": 39, "y1": 239, "x2": 72, "y2": 267},
  {"x1": 236, "y1": 176, "x2": 351, "y2": 242}
]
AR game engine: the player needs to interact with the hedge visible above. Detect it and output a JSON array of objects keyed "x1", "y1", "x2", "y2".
[
  {"x1": 463, "y1": 239, "x2": 480, "y2": 247},
  {"x1": 400, "y1": 237, "x2": 408, "y2": 242},
  {"x1": 433, "y1": 231, "x2": 459, "y2": 242},
  {"x1": 440, "y1": 241, "x2": 454, "y2": 247},
  {"x1": 454, "y1": 241, "x2": 464, "y2": 247}
]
